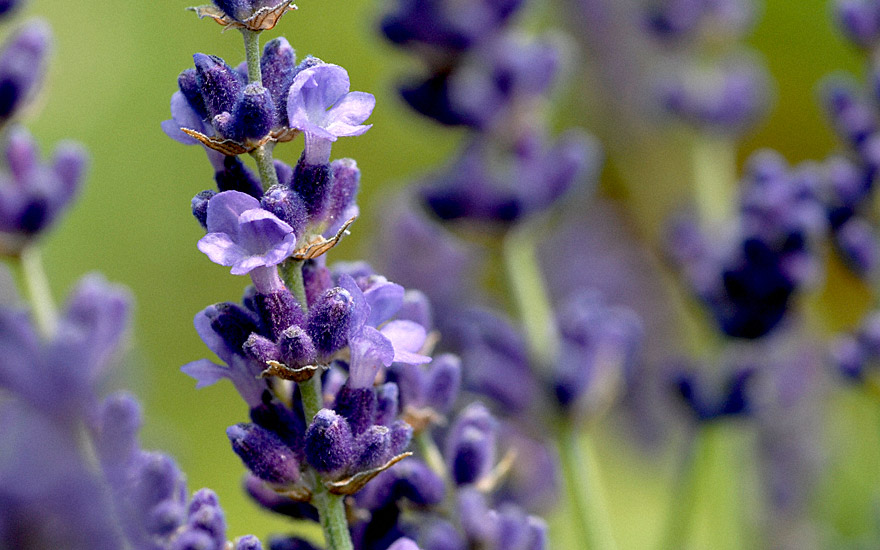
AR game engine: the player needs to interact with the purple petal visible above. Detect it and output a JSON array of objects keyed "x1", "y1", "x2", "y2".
[
  {"x1": 364, "y1": 279, "x2": 404, "y2": 327},
  {"x1": 387, "y1": 538, "x2": 420, "y2": 550},
  {"x1": 381, "y1": 320, "x2": 430, "y2": 364},
  {"x1": 338, "y1": 274, "x2": 370, "y2": 333},
  {"x1": 205, "y1": 190, "x2": 262, "y2": 236},
  {"x1": 193, "y1": 307, "x2": 230, "y2": 362},
  {"x1": 181, "y1": 358, "x2": 229, "y2": 389},
  {"x1": 325, "y1": 91, "x2": 375, "y2": 137},
  {"x1": 349, "y1": 326, "x2": 394, "y2": 388},
  {"x1": 198, "y1": 232, "x2": 248, "y2": 267},
  {"x1": 162, "y1": 91, "x2": 205, "y2": 145}
]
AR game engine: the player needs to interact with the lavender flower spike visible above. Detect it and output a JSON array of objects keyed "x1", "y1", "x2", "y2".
[
  {"x1": 198, "y1": 190, "x2": 297, "y2": 293},
  {"x1": 287, "y1": 63, "x2": 375, "y2": 165}
]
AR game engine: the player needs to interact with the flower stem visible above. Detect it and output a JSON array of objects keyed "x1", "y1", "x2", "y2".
[
  {"x1": 691, "y1": 135, "x2": 737, "y2": 228},
  {"x1": 298, "y1": 375, "x2": 355, "y2": 550},
  {"x1": 251, "y1": 141, "x2": 280, "y2": 190},
  {"x1": 18, "y1": 245, "x2": 56, "y2": 338},
  {"x1": 298, "y1": 374, "x2": 322, "y2": 423},
  {"x1": 658, "y1": 422, "x2": 742, "y2": 550},
  {"x1": 241, "y1": 27, "x2": 280, "y2": 191},
  {"x1": 415, "y1": 431, "x2": 447, "y2": 480},
  {"x1": 280, "y1": 258, "x2": 307, "y2": 306},
  {"x1": 501, "y1": 219, "x2": 558, "y2": 372},
  {"x1": 241, "y1": 29, "x2": 262, "y2": 85},
  {"x1": 556, "y1": 421, "x2": 617, "y2": 550},
  {"x1": 313, "y1": 482, "x2": 354, "y2": 550}
]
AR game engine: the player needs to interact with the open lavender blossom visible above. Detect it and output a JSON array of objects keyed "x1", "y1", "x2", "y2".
[
  {"x1": 287, "y1": 63, "x2": 375, "y2": 165},
  {"x1": 198, "y1": 190, "x2": 297, "y2": 286},
  {"x1": 0, "y1": 126, "x2": 88, "y2": 255}
]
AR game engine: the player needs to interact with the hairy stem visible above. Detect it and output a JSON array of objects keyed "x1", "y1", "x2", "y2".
[
  {"x1": 241, "y1": 29, "x2": 262, "y2": 85},
  {"x1": 556, "y1": 421, "x2": 618, "y2": 550},
  {"x1": 313, "y1": 482, "x2": 355, "y2": 550},
  {"x1": 280, "y1": 258, "x2": 307, "y2": 306},
  {"x1": 251, "y1": 142, "x2": 280, "y2": 191},
  {"x1": 18, "y1": 245, "x2": 56, "y2": 338}
]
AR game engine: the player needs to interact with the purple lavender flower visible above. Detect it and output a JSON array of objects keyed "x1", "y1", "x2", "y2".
[
  {"x1": 0, "y1": 0, "x2": 24, "y2": 19},
  {"x1": 0, "y1": 274, "x2": 130, "y2": 417},
  {"x1": 182, "y1": 302, "x2": 267, "y2": 407},
  {"x1": 198, "y1": 190, "x2": 297, "y2": 292},
  {"x1": 287, "y1": 63, "x2": 375, "y2": 165},
  {"x1": 836, "y1": 0, "x2": 880, "y2": 48},
  {"x1": 0, "y1": 126, "x2": 88, "y2": 254},
  {"x1": 0, "y1": 20, "x2": 51, "y2": 123},
  {"x1": 338, "y1": 274, "x2": 431, "y2": 389}
]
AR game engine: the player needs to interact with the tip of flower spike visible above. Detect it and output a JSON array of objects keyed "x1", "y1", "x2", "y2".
[{"x1": 189, "y1": 1, "x2": 297, "y2": 32}]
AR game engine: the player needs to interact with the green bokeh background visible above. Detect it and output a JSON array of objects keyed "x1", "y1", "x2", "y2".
[{"x1": 8, "y1": 0, "x2": 874, "y2": 547}]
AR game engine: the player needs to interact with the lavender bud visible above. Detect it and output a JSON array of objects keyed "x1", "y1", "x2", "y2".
[
  {"x1": 0, "y1": 21, "x2": 51, "y2": 121},
  {"x1": 836, "y1": 0, "x2": 880, "y2": 47},
  {"x1": 389, "y1": 420, "x2": 413, "y2": 455},
  {"x1": 236, "y1": 535, "x2": 263, "y2": 550},
  {"x1": 306, "y1": 287, "x2": 354, "y2": 357},
  {"x1": 274, "y1": 159, "x2": 294, "y2": 186},
  {"x1": 304, "y1": 409, "x2": 355, "y2": 477},
  {"x1": 261, "y1": 184, "x2": 308, "y2": 236},
  {"x1": 836, "y1": 217, "x2": 880, "y2": 275},
  {"x1": 147, "y1": 500, "x2": 186, "y2": 537},
  {"x1": 422, "y1": 520, "x2": 467, "y2": 550},
  {"x1": 352, "y1": 425, "x2": 393, "y2": 471},
  {"x1": 187, "y1": 489, "x2": 226, "y2": 549},
  {"x1": 334, "y1": 383, "x2": 377, "y2": 436},
  {"x1": 215, "y1": 155, "x2": 263, "y2": 198},
  {"x1": 249, "y1": 392, "x2": 306, "y2": 458},
  {"x1": 254, "y1": 287, "x2": 305, "y2": 340},
  {"x1": 194, "y1": 53, "x2": 244, "y2": 120},
  {"x1": 267, "y1": 537, "x2": 323, "y2": 550},
  {"x1": 832, "y1": 334, "x2": 867, "y2": 380},
  {"x1": 171, "y1": 530, "x2": 216, "y2": 550},
  {"x1": 244, "y1": 474, "x2": 319, "y2": 521},
  {"x1": 325, "y1": 158, "x2": 360, "y2": 223},
  {"x1": 243, "y1": 332, "x2": 281, "y2": 364},
  {"x1": 302, "y1": 259, "x2": 333, "y2": 308},
  {"x1": 261, "y1": 37, "x2": 297, "y2": 122},
  {"x1": 375, "y1": 382, "x2": 399, "y2": 426},
  {"x1": 132, "y1": 453, "x2": 185, "y2": 511},
  {"x1": 192, "y1": 190, "x2": 216, "y2": 229},
  {"x1": 227, "y1": 423, "x2": 300, "y2": 485},
  {"x1": 395, "y1": 459, "x2": 445, "y2": 506},
  {"x1": 178, "y1": 68, "x2": 209, "y2": 120},
  {"x1": 204, "y1": 302, "x2": 261, "y2": 356},
  {"x1": 278, "y1": 325, "x2": 317, "y2": 367},
  {"x1": 425, "y1": 354, "x2": 461, "y2": 415},
  {"x1": 858, "y1": 311, "x2": 880, "y2": 356},
  {"x1": 93, "y1": 392, "x2": 142, "y2": 467},
  {"x1": 233, "y1": 84, "x2": 277, "y2": 141},
  {"x1": 446, "y1": 404, "x2": 497, "y2": 486},
  {"x1": 292, "y1": 154, "x2": 331, "y2": 218}
]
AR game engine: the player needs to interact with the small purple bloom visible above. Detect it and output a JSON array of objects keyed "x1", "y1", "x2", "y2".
[
  {"x1": 0, "y1": 20, "x2": 51, "y2": 121},
  {"x1": 198, "y1": 190, "x2": 297, "y2": 288},
  {"x1": 287, "y1": 63, "x2": 375, "y2": 164}
]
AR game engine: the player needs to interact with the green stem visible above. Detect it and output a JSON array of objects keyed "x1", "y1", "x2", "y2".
[
  {"x1": 556, "y1": 422, "x2": 617, "y2": 550},
  {"x1": 415, "y1": 431, "x2": 447, "y2": 480},
  {"x1": 240, "y1": 27, "x2": 280, "y2": 191},
  {"x1": 658, "y1": 423, "x2": 742, "y2": 550},
  {"x1": 313, "y1": 482, "x2": 354, "y2": 550},
  {"x1": 241, "y1": 29, "x2": 262, "y2": 85},
  {"x1": 18, "y1": 245, "x2": 56, "y2": 338},
  {"x1": 691, "y1": 135, "x2": 737, "y2": 228},
  {"x1": 251, "y1": 142, "x2": 280, "y2": 191},
  {"x1": 298, "y1": 374, "x2": 322, "y2": 423},
  {"x1": 280, "y1": 258, "x2": 307, "y2": 306},
  {"x1": 501, "y1": 220, "x2": 558, "y2": 372}
]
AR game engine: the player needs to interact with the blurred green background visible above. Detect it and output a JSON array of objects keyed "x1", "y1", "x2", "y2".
[{"x1": 7, "y1": 0, "x2": 874, "y2": 547}]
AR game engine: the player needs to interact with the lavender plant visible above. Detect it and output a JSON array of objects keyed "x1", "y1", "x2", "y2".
[{"x1": 163, "y1": 2, "x2": 548, "y2": 549}]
